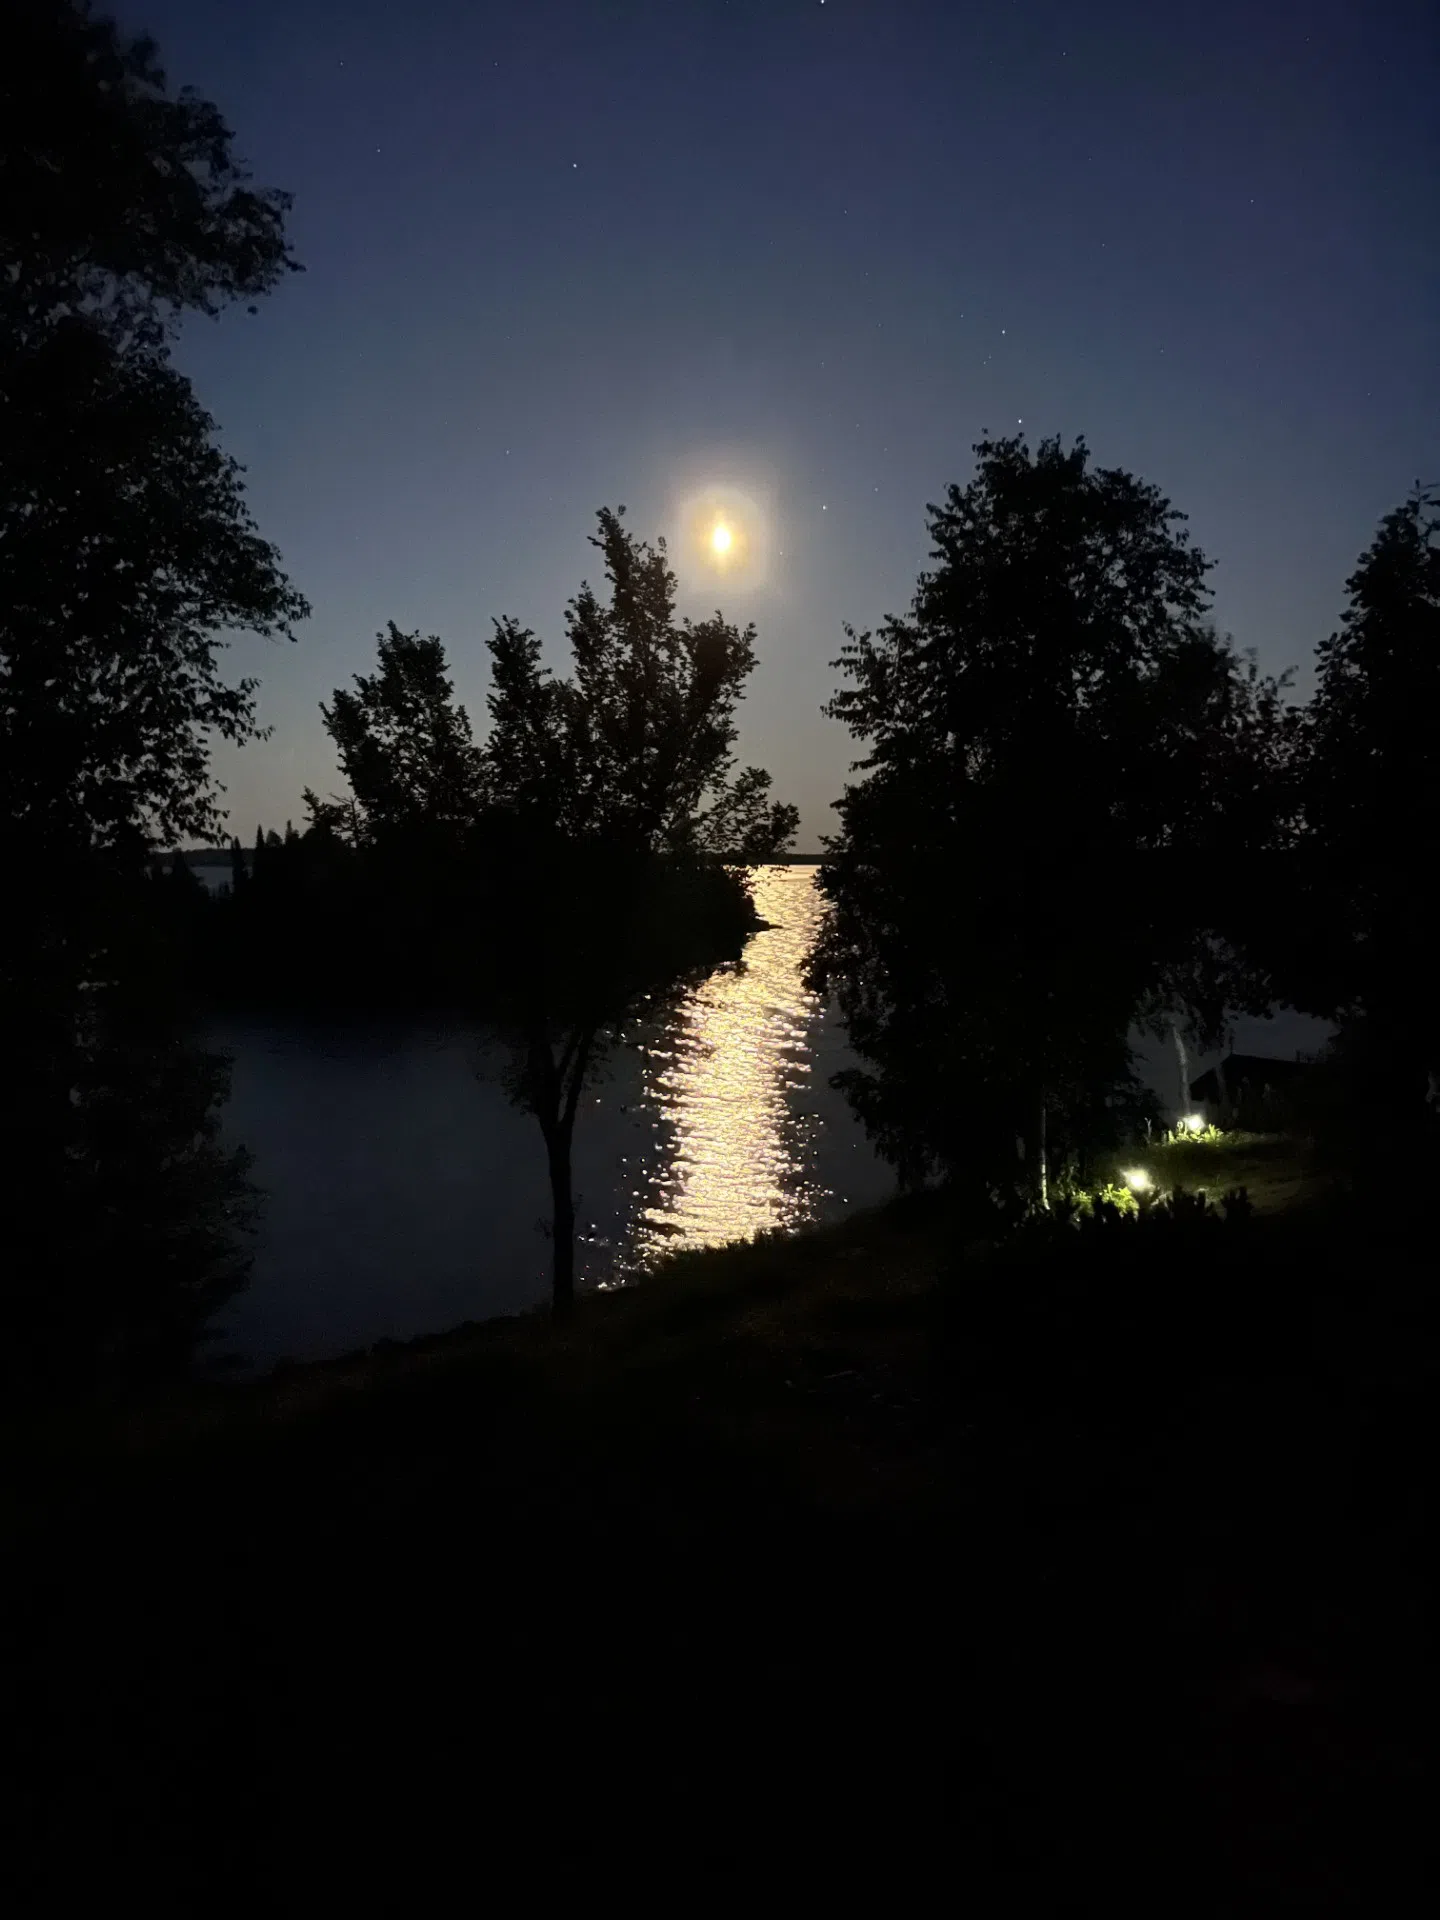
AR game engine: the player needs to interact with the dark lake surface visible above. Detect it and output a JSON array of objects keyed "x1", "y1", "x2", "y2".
[
  {"x1": 201, "y1": 865, "x2": 1332, "y2": 1372},
  {"x1": 207, "y1": 867, "x2": 892, "y2": 1369}
]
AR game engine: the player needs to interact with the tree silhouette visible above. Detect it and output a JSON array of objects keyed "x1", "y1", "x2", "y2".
[
  {"x1": 1295, "y1": 487, "x2": 1440, "y2": 1147},
  {"x1": 1, "y1": 2, "x2": 301, "y2": 1386},
  {"x1": 320, "y1": 624, "x2": 486, "y2": 847},
  {"x1": 307, "y1": 531, "x2": 796, "y2": 1307},
  {"x1": 485, "y1": 508, "x2": 798, "y2": 856},
  {"x1": 1, "y1": 322, "x2": 308, "y2": 851},
  {"x1": 481, "y1": 507, "x2": 799, "y2": 1307},
  {"x1": 3, "y1": 0, "x2": 298, "y2": 353},
  {"x1": 311, "y1": 628, "x2": 488, "y2": 1008},
  {"x1": 2, "y1": 2, "x2": 308, "y2": 850},
  {"x1": 809, "y1": 434, "x2": 1294, "y2": 1205}
]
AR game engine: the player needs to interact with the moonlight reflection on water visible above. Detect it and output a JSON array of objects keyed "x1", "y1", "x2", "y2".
[
  {"x1": 210, "y1": 866, "x2": 894, "y2": 1367},
  {"x1": 205, "y1": 858, "x2": 1322, "y2": 1369},
  {"x1": 629, "y1": 866, "x2": 831, "y2": 1260}
]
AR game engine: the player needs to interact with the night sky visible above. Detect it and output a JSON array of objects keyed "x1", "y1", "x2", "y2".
[{"x1": 130, "y1": 0, "x2": 1437, "y2": 847}]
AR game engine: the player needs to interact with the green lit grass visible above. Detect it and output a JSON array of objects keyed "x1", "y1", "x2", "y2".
[{"x1": 1141, "y1": 1128, "x2": 1319, "y2": 1213}]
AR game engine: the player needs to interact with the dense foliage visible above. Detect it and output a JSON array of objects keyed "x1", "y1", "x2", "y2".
[
  {"x1": 3, "y1": 0, "x2": 298, "y2": 351},
  {"x1": 1, "y1": 2, "x2": 303, "y2": 1388},
  {"x1": 809, "y1": 435, "x2": 1298, "y2": 1202},
  {"x1": 305, "y1": 508, "x2": 797, "y2": 1306},
  {"x1": 483, "y1": 506, "x2": 799, "y2": 857},
  {"x1": 1284, "y1": 490, "x2": 1440, "y2": 1172},
  {"x1": 1298, "y1": 491, "x2": 1439, "y2": 1019}
]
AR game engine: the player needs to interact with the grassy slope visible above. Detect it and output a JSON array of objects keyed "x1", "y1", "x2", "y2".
[
  {"x1": 1147, "y1": 1128, "x2": 1328, "y2": 1212},
  {"x1": 7, "y1": 1143, "x2": 1434, "y2": 1898}
]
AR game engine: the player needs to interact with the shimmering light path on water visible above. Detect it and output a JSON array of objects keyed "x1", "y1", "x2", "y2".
[
  {"x1": 211, "y1": 867, "x2": 894, "y2": 1366},
  {"x1": 630, "y1": 866, "x2": 831, "y2": 1259},
  {"x1": 206, "y1": 863, "x2": 1326, "y2": 1367}
]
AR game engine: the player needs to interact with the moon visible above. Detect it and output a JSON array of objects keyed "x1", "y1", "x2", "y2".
[{"x1": 677, "y1": 483, "x2": 768, "y2": 586}]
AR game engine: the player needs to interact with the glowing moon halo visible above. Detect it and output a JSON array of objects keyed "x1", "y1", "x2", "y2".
[{"x1": 676, "y1": 482, "x2": 768, "y2": 587}]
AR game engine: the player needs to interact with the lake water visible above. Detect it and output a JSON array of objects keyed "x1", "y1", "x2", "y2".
[
  {"x1": 208, "y1": 866, "x2": 894, "y2": 1370},
  {"x1": 204, "y1": 863, "x2": 1332, "y2": 1372}
]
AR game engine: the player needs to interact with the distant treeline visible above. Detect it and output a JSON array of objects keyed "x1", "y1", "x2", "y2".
[
  {"x1": 173, "y1": 845, "x2": 822, "y2": 870},
  {"x1": 175, "y1": 847, "x2": 250, "y2": 869},
  {"x1": 151, "y1": 820, "x2": 764, "y2": 1020}
]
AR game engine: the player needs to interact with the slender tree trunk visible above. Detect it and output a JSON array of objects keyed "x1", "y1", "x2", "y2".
[
  {"x1": 1037, "y1": 1096, "x2": 1049, "y2": 1211},
  {"x1": 533, "y1": 1023, "x2": 593, "y2": 1317},
  {"x1": 546, "y1": 1121, "x2": 576, "y2": 1314},
  {"x1": 1171, "y1": 1021, "x2": 1190, "y2": 1123}
]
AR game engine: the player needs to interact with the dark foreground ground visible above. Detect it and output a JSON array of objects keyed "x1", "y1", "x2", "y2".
[{"x1": 5, "y1": 1144, "x2": 1434, "y2": 1904}]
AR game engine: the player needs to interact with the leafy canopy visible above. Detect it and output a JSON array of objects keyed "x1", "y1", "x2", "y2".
[
  {"x1": 480, "y1": 507, "x2": 798, "y2": 1305},
  {"x1": 1286, "y1": 487, "x2": 1440, "y2": 1027},
  {"x1": 810, "y1": 434, "x2": 1295, "y2": 1192},
  {"x1": 1, "y1": 2, "x2": 301, "y2": 1384},
  {"x1": 485, "y1": 506, "x2": 799, "y2": 859},
  {"x1": 2, "y1": 0, "x2": 299, "y2": 352},
  {"x1": 0, "y1": 1, "x2": 308, "y2": 853},
  {"x1": 319, "y1": 624, "x2": 486, "y2": 846}
]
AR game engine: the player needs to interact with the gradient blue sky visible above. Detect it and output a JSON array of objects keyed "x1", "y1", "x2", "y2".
[{"x1": 129, "y1": 0, "x2": 1437, "y2": 847}]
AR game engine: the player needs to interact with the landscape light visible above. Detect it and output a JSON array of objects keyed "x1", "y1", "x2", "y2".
[
  {"x1": 1181, "y1": 1113, "x2": 1205, "y2": 1134},
  {"x1": 1122, "y1": 1167, "x2": 1152, "y2": 1193}
]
